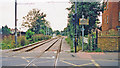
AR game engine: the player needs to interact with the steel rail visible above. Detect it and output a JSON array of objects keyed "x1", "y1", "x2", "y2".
[
  {"x1": 24, "y1": 38, "x2": 60, "y2": 68},
  {"x1": 7, "y1": 38, "x2": 59, "y2": 57},
  {"x1": 3, "y1": 37, "x2": 58, "y2": 53},
  {"x1": 54, "y1": 37, "x2": 63, "y2": 68}
]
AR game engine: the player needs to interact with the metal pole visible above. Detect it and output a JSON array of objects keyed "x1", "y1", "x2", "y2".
[
  {"x1": 46, "y1": 27, "x2": 47, "y2": 35},
  {"x1": 82, "y1": 25, "x2": 84, "y2": 51},
  {"x1": 15, "y1": 0, "x2": 17, "y2": 47},
  {"x1": 75, "y1": 1, "x2": 77, "y2": 53}
]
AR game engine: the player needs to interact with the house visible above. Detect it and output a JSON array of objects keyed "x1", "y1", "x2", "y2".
[{"x1": 102, "y1": 0, "x2": 120, "y2": 31}]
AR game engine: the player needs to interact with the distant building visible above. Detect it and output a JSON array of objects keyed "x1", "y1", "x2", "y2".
[{"x1": 102, "y1": 0, "x2": 120, "y2": 31}]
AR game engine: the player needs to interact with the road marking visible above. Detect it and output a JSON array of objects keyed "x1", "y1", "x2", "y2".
[
  {"x1": 91, "y1": 59, "x2": 101, "y2": 68},
  {"x1": 60, "y1": 60, "x2": 78, "y2": 66},
  {"x1": 21, "y1": 57, "x2": 37, "y2": 66},
  {"x1": 36, "y1": 60, "x2": 53, "y2": 64},
  {"x1": 60, "y1": 60, "x2": 93, "y2": 66},
  {"x1": 77, "y1": 63, "x2": 93, "y2": 66},
  {"x1": 61, "y1": 58, "x2": 118, "y2": 62},
  {"x1": 21, "y1": 57, "x2": 29, "y2": 62},
  {"x1": 40, "y1": 57, "x2": 53, "y2": 59}
]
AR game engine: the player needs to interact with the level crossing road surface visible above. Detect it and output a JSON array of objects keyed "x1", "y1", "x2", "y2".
[{"x1": 0, "y1": 37, "x2": 119, "y2": 68}]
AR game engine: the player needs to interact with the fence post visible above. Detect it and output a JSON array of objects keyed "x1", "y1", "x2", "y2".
[
  {"x1": 95, "y1": 29, "x2": 98, "y2": 50},
  {"x1": 91, "y1": 34, "x2": 94, "y2": 51}
]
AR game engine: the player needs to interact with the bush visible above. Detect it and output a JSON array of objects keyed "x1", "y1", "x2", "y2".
[
  {"x1": 95, "y1": 48, "x2": 102, "y2": 52},
  {"x1": 17, "y1": 36, "x2": 29, "y2": 46},
  {"x1": 1, "y1": 34, "x2": 51, "y2": 50},
  {"x1": 65, "y1": 37, "x2": 74, "y2": 51},
  {"x1": 26, "y1": 30, "x2": 35, "y2": 40},
  {"x1": 32, "y1": 34, "x2": 51, "y2": 43},
  {"x1": 2, "y1": 35, "x2": 29, "y2": 49},
  {"x1": 2, "y1": 35, "x2": 15, "y2": 49}
]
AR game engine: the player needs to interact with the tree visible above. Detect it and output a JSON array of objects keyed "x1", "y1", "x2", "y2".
[
  {"x1": 22, "y1": 9, "x2": 46, "y2": 34},
  {"x1": 25, "y1": 30, "x2": 35, "y2": 40},
  {"x1": 53, "y1": 30, "x2": 60, "y2": 35},
  {"x1": 2, "y1": 25, "x2": 10, "y2": 36},
  {"x1": 22, "y1": 9, "x2": 53, "y2": 35},
  {"x1": 64, "y1": 2, "x2": 103, "y2": 37},
  {"x1": 39, "y1": 29, "x2": 45, "y2": 35}
]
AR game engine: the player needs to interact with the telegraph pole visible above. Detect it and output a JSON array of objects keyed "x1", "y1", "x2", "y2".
[
  {"x1": 74, "y1": 0, "x2": 77, "y2": 53},
  {"x1": 15, "y1": 0, "x2": 17, "y2": 47}
]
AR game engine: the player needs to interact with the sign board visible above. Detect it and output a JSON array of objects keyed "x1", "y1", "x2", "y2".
[{"x1": 79, "y1": 18, "x2": 89, "y2": 25}]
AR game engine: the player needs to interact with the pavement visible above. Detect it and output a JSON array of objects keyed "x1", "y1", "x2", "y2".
[{"x1": 1, "y1": 37, "x2": 120, "y2": 68}]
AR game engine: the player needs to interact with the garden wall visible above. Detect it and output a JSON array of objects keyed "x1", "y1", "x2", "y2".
[{"x1": 98, "y1": 36, "x2": 120, "y2": 51}]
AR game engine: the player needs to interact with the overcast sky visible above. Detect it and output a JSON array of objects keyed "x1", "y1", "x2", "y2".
[
  {"x1": 0, "y1": 0, "x2": 102, "y2": 31},
  {"x1": 0, "y1": 0, "x2": 71, "y2": 31}
]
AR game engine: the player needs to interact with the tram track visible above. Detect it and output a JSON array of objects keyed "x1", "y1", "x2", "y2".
[
  {"x1": 24, "y1": 37, "x2": 63, "y2": 68},
  {"x1": 3, "y1": 37, "x2": 59, "y2": 57}
]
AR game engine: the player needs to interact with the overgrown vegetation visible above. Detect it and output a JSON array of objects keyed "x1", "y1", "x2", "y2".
[
  {"x1": 1, "y1": 34, "x2": 51, "y2": 50},
  {"x1": 1, "y1": 8, "x2": 53, "y2": 50}
]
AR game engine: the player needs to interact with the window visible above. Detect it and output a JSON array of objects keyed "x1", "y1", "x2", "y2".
[
  {"x1": 104, "y1": 18, "x2": 106, "y2": 24},
  {"x1": 107, "y1": 16, "x2": 108, "y2": 24},
  {"x1": 107, "y1": 2, "x2": 109, "y2": 9},
  {"x1": 119, "y1": 12, "x2": 120, "y2": 21}
]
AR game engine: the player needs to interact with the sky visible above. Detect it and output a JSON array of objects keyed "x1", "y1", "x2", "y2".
[
  {"x1": 0, "y1": 0, "x2": 71, "y2": 31},
  {"x1": 0, "y1": 0, "x2": 102, "y2": 31}
]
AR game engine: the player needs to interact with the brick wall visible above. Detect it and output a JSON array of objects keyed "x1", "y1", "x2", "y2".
[
  {"x1": 98, "y1": 36, "x2": 120, "y2": 51},
  {"x1": 102, "y1": 2, "x2": 120, "y2": 31}
]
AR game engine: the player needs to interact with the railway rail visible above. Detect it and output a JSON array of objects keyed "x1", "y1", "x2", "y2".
[
  {"x1": 3, "y1": 37, "x2": 58, "y2": 57},
  {"x1": 24, "y1": 37, "x2": 63, "y2": 68},
  {"x1": 2, "y1": 37, "x2": 63, "y2": 68}
]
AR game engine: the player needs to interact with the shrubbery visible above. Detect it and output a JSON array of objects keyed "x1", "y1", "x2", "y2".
[
  {"x1": 2, "y1": 35, "x2": 15, "y2": 49},
  {"x1": 1, "y1": 34, "x2": 51, "y2": 50},
  {"x1": 17, "y1": 36, "x2": 29, "y2": 47},
  {"x1": 32, "y1": 34, "x2": 51, "y2": 43}
]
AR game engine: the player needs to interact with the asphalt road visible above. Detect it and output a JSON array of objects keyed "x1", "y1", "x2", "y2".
[{"x1": 1, "y1": 37, "x2": 120, "y2": 68}]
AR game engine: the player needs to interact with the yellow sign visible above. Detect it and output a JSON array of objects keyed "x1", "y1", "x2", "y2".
[{"x1": 79, "y1": 18, "x2": 89, "y2": 25}]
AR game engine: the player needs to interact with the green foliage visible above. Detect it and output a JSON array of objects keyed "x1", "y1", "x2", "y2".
[
  {"x1": 26, "y1": 30, "x2": 35, "y2": 40},
  {"x1": 62, "y1": 2, "x2": 103, "y2": 37},
  {"x1": 32, "y1": 34, "x2": 51, "y2": 43},
  {"x1": 1, "y1": 34, "x2": 51, "y2": 50},
  {"x1": 53, "y1": 30, "x2": 60, "y2": 35},
  {"x1": 95, "y1": 48, "x2": 102, "y2": 52},
  {"x1": 62, "y1": 2, "x2": 104, "y2": 52},
  {"x1": 2, "y1": 25, "x2": 10, "y2": 36},
  {"x1": 22, "y1": 9, "x2": 53, "y2": 34},
  {"x1": 17, "y1": 36, "x2": 29, "y2": 46},
  {"x1": 39, "y1": 29, "x2": 45, "y2": 35},
  {"x1": 1, "y1": 35, "x2": 29, "y2": 49},
  {"x1": 2, "y1": 35, "x2": 15, "y2": 49},
  {"x1": 65, "y1": 37, "x2": 74, "y2": 50}
]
